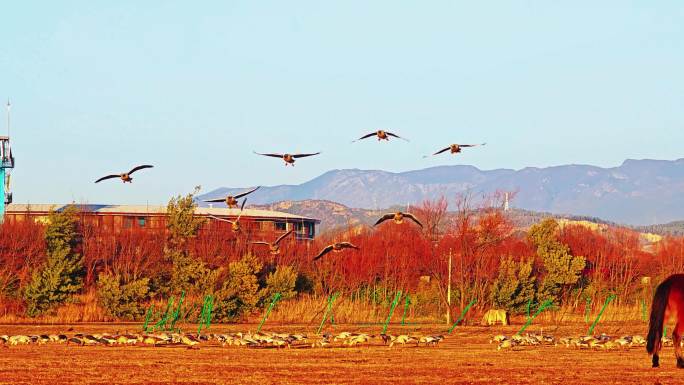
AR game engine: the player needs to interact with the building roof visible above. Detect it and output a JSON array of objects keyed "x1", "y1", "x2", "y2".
[{"x1": 6, "y1": 203, "x2": 320, "y2": 223}]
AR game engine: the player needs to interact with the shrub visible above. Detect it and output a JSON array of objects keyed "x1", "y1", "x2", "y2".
[
  {"x1": 213, "y1": 254, "x2": 263, "y2": 322},
  {"x1": 168, "y1": 251, "x2": 219, "y2": 295},
  {"x1": 24, "y1": 207, "x2": 84, "y2": 317},
  {"x1": 97, "y1": 273, "x2": 150, "y2": 320},
  {"x1": 263, "y1": 265, "x2": 298, "y2": 302}
]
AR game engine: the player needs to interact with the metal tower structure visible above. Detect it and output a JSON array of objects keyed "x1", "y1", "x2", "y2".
[{"x1": 0, "y1": 100, "x2": 14, "y2": 222}]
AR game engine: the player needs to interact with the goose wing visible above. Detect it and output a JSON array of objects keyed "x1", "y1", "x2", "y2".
[
  {"x1": 386, "y1": 132, "x2": 409, "y2": 142},
  {"x1": 251, "y1": 241, "x2": 271, "y2": 246},
  {"x1": 459, "y1": 143, "x2": 486, "y2": 148},
  {"x1": 203, "y1": 197, "x2": 227, "y2": 203},
  {"x1": 292, "y1": 152, "x2": 321, "y2": 158},
  {"x1": 338, "y1": 242, "x2": 360, "y2": 250},
  {"x1": 207, "y1": 215, "x2": 235, "y2": 224},
  {"x1": 236, "y1": 199, "x2": 247, "y2": 221},
  {"x1": 312, "y1": 245, "x2": 334, "y2": 261},
  {"x1": 374, "y1": 213, "x2": 396, "y2": 226},
  {"x1": 127, "y1": 165, "x2": 154, "y2": 175},
  {"x1": 234, "y1": 186, "x2": 260, "y2": 199},
  {"x1": 254, "y1": 151, "x2": 284, "y2": 158},
  {"x1": 352, "y1": 132, "x2": 378, "y2": 142},
  {"x1": 274, "y1": 229, "x2": 294, "y2": 244},
  {"x1": 430, "y1": 147, "x2": 451, "y2": 156},
  {"x1": 403, "y1": 213, "x2": 424, "y2": 228},
  {"x1": 95, "y1": 174, "x2": 121, "y2": 183}
]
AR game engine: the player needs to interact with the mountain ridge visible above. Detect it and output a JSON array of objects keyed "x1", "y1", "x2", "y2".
[{"x1": 197, "y1": 158, "x2": 684, "y2": 226}]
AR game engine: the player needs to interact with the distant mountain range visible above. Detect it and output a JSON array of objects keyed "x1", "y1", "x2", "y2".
[{"x1": 197, "y1": 158, "x2": 684, "y2": 226}]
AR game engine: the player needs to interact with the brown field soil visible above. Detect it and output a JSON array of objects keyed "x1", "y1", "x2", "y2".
[{"x1": 0, "y1": 322, "x2": 681, "y2": 385}]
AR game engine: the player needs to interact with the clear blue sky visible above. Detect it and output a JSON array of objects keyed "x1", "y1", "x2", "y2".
[{"x1": 2, "y1": 1, "x2": 683, "y2": 205}]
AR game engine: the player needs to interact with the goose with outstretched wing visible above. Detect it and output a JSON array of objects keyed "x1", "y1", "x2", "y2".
[
  {"x1": 313, "y1": 242, "x2": 360, "y2": 261},
  {"x1": 425, "y1": 143, "x2": 486, "y2": 157},
  {"x1": 374, "y1": 212, "x2": 423, "y2": 228},
  {"x1": 95, "y1": 165, "x2": 154, "y2": 183},
  {"x1": 203, "y1": 186, "x2": 260, "y2": 208},
  {"x1": 252, "y1": 229, "x2": 294, "y2": 255},
  {"x1": 353, "y1": 130, "x2": 408, "y2": 143},
  {"x1": 253, "y1": 151, "x2": 321, "y2": 166},
  {"x1": 207, "y1": 199, "x2": 248, "y2": 233}
]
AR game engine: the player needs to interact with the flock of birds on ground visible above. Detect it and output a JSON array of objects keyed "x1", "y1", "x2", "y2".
[
  {"x1": 91, "y1": 130, "x2": 485, "y2": 261},
  {"x1": 492, "y1": 333, "x2": 656, "y2": 351},
  {"x1": 4, "y1": 329, "x2": 673, "y2": 353},
  {"x1": 0, "y1": 330, "x2": 445, "y2": 350}
]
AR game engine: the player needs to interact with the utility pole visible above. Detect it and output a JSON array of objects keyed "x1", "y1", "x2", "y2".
[{"x1": 446, "y1": 249, "x2": 452, "y2": 324}]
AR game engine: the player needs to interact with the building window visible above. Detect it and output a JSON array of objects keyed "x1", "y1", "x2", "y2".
[
  {"x1": 124, "y1": 216, "x2": 135, "y2": 229},
  {"x1": 275, "y1": 221, "x2": 287, "y2": 231},
  {"x1": 138, "y1": 217, "x2": 146, "y2": 227},
  {"x1": 256, "y1": 221, "x2": 270, "y2": 231}
]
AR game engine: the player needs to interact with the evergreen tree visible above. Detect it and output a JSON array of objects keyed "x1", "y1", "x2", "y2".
[
  {"x1": 490, "y1": 257, "x2": 536, "y2": 313},
  {"x1": 24, "y1": 207, "x2": 84, "y2": 317},
  {"x1": 528, "y1": 219, "x2": 585, "y2": 304},
  {"x1": 163, "y1": 186, "x2": 209, "y2": 295}
]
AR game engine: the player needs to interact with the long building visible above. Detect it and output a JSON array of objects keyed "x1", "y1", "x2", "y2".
[{"x1": 4, "y1": 203, "x2": 319, "y2": 240}]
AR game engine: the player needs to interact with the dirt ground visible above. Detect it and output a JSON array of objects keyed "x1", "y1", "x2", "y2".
[{"x1": 0, "y1": 322, "x2": 681, "y2": 385}]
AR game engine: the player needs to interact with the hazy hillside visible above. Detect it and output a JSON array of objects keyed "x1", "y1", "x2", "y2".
[
  {"x1": 244, "y1": 199, "x2": 627, "y2": 234},
  {"x1": 198, "y1": 158, "x2": 684, "y2": 226}
]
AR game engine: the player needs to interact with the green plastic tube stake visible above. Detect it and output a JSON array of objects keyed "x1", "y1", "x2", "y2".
[
  {"x1": 142, "y1": 304, "x2": 154, "y2": 332},
  {"x1": 317, "y1": 292, "x2": 339, "y2": 334},
  {"x1": 381, "y1": 291, "x2": 403, "y2": 335},
  {"x1": 517, "y1": 299, "x2": 553, "y2": 335},
  {"x1": 197, "y1": 295, "x2": 214, "y2": 335},
  {"x1": 401, "y1": 294, "x2": 411, "y2": 325},
  {"x1": 205, "y1": 296, "x2": 213, "y2": 329},
  {"x1": 448, "y1": 298, "x2": 477, "y2": 333},
  {"x1": 154, "y1": 296, "x2": 174, "y2": 331},
  {"x1": 256, "y1": 293, "x2": 281, "y2": 334},
  {"x1": 526, "y1": 298, "x2": 532, "y2": 321},
  {"x1": 170, "y1": 291, "x2": 185, "y2": 331},
  {"x1": 588, "y1": 294, "x2": 616, "y2": 336}
]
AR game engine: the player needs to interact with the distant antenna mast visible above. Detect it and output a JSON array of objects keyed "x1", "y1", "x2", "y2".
[{"x1": 5, "y1": 99, "x2": 9, "y2": 137}]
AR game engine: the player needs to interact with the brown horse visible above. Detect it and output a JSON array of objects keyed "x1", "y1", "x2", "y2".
[{"x1": 647, "y1": 274, "x2": 684, "y2": 368}]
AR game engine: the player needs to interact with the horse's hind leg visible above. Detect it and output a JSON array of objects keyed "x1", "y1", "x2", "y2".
[{"x1": 675, "y1": 323, "x2": 684, "y2": 368}]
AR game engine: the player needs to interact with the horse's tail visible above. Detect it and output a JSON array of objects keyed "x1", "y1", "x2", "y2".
[{"x1": 647, "y1": 278, "x2": 672, "y2": 354}]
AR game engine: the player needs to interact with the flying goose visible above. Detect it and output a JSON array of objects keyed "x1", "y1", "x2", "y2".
[
  {"x1": 253, "y1": 151, "x2": 321, "y2": 166},
  {"x1": 313, "y1": 242, "x2": 360, "y2": 261},
  {"x1": 203, "y1": 186, "x2": 260, "y2": 208},
  {"x1": 374, "y1": 212, "x2": 423, "y2": 228},
  {"x1": 95, "y1": 165, "x2": 153, "y2": 183},
  {"x1": 252, "y1": 229, "x2": 294, "y2": 255},
  {"x1": 353, "y1": 130, "x2": 408, "y2": 142},
  {"x1": 208, "y1": 199, "x2": 248, "y2": 233},
  {"x1": 426, "y1": 143, "x2": 486, "y2": 157}
]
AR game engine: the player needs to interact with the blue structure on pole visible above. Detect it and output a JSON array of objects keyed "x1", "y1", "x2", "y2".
[{"x1": 1, "y1": 100, "x2": 14, "y2": 223}]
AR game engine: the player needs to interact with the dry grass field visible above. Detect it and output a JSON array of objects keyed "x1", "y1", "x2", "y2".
[{"x1": 0, "y1": 321, "x2": 681, "y2": 385}]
